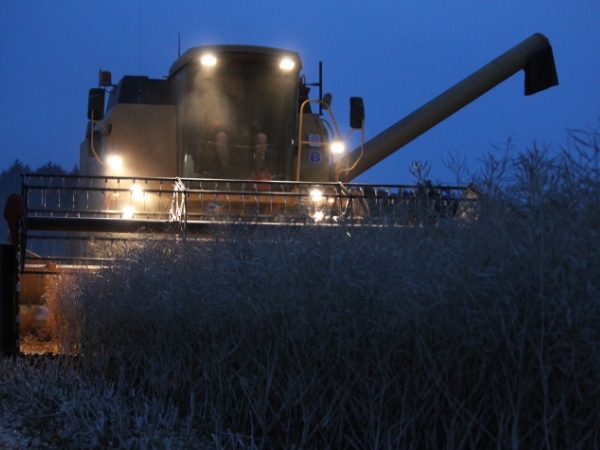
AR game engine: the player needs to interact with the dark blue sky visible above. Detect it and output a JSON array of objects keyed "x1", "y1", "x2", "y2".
[{"x1": 1, "y1": 1, "x2": 599, "y2": 184}]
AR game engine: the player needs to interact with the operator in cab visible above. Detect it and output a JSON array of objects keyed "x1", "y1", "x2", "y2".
[{"x1": 194, "y1": 74, "x2": 271, "y2": 180}]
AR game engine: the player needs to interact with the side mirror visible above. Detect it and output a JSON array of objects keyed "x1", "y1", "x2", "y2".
[
  {"x1": 87, "y1": 88, "x2": 105, "y2": 120},
  {"x1": 350, "y1": 97, "x2": 365, "y2": 129},
  {"x1": 322, "y1": 93, "x2": 333, "y2": 110}
]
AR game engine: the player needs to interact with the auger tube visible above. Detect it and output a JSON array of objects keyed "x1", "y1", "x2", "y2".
[{"x1": 342, "y1": 32, "x2": 558, "y2": 181}]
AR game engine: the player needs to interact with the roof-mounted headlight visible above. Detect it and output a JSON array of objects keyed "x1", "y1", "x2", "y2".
[
  {"x1": 279, "y1": 58, "x2": 295, "y2": 71},
  {"x1": 200, "y1": 54, "x2": 217, "y2": 66}
]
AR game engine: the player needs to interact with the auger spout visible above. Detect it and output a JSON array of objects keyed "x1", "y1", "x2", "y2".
[{"x1": 342, "y1": 32, "x2": 558, "y2": 181}]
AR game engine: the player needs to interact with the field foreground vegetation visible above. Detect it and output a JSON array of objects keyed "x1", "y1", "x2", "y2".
[{"x1": 2, "y1": 133, "x2": 600, "y2": 449}]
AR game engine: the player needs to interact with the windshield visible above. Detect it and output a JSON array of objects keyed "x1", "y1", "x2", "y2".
[{"x1": 179, "y1": 57, "x2": 299, "y2": 181}]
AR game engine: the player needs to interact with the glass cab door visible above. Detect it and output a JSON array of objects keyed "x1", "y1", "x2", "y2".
[{"x1": 177, "y1": 52, "x2": 299, "y2": 181}]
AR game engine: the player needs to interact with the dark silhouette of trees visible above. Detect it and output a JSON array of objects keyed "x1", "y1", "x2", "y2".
[
  {"x1": 33, "y1": 162, "x2": 67, "y2": 176},
  {"x1": 1, "y1": 160, "x2": 77, "y2": 243},
  {"x1": 1, "y1": 160, "x2": 31, "y2": 242}
]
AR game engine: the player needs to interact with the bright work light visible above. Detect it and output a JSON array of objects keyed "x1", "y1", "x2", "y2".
[
  {"x1": 330, "y1": 141, "x2": 345, "y2": 154},
  {"x1": 130, "y1": 184, "x2": 145, "y2": 200},
  {"x1": 122, "y1": 205, "x2": 135, "y2": 219},
  {"x1": 201, "y1": 54, "x2": 217, "y2": 66},
  {"x1": 310, "y1": 188, "x2": 323, "y2": 202},
  {"x1": 107, "y1": 155, "x2": 122, "y2": 170},
  {"x1": 279, "y1": 58, "x2": 295, "y2": 70}
]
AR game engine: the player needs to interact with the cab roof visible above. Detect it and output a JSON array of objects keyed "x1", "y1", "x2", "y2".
[{"x1": 168, "y1": 45, "x2": 302, "y2": 77}]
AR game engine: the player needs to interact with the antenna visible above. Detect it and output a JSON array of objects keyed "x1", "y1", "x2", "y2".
[{"x1": 307, "y1": 62, "x2": 324, "y2": 115}]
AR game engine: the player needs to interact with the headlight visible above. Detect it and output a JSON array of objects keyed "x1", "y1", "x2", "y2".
[
  {"x1": 200, "y1": 54, "x2": 217, "y2": 66},
  {"x1": 122, "y1": 205, "x2": 135, "y2": 219},
  {"x1": 312, "y1": 211, "x2": 324, "y2": 222},
  {"x1": 330, "y1": 141, "x2": 345, "y2": 154},
  {"x1": 279, "y1": 58, "x2": 295, "y2": 71},
  {"x1": 107, "y1": 155, "x2": 123, "y2": 170},
  {"x1": 310, "y1": 189, "x2": 323, "y2": 202},
  {"x1": 130, "y1": 184, "x2": 145, "y2": 200}
]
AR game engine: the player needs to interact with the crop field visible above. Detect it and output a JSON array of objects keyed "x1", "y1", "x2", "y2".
[{"x1": 1, "y1": 131, "x2": 600, "y2": 449}]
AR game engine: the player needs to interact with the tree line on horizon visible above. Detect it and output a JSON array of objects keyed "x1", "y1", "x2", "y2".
[{"x1": 1, "y1": 159, "x2": 78, "y2": 243}]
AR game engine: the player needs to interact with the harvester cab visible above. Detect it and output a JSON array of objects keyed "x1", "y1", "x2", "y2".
[{"x1": 82, "y1": 45, "x2": 361, "y2": 185}]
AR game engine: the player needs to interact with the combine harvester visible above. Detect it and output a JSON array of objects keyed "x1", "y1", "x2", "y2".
[{"x1": 1, "y1": 33, "x2": 558, "y2": 353}]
